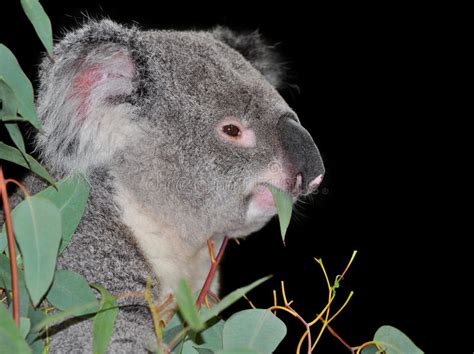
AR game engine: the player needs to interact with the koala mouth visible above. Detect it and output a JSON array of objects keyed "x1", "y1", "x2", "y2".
[{"x1": 246, "y1": 176, "x2": 302, "y2": 214}]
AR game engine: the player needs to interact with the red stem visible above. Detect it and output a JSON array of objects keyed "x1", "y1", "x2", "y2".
[
  {"x1": 195, "y1": 236, "x2": 229, "y2": 309},
  {"x1": 319, "y1": 316, "x2": 355, "y2": 353},
  {"x1": 0, "y1": 166, "x2": 20, "y2": 326}
]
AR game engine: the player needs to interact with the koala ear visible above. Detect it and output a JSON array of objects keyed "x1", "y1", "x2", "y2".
[
  {"x1": 36, "y1": 20, "x2": 143, "y2": 174},
  {"x1": 71, "y1": 48, "x2": 134, "y2": 120},
  {"x1": 211, "y1": 26, "x2": 286, "y2": 89}
]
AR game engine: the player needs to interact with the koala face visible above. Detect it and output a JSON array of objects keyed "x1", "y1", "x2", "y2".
[{"x1": 36, "y1": 20, "x2": 324, "y2": 245}]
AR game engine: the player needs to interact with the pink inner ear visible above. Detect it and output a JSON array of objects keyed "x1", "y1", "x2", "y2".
[
  {"x1": 73, "y1": 65, "x2": 103, "y2": 121},
  {"x1": 71, "y1": 52, "x2": 134, "y2": 122}
]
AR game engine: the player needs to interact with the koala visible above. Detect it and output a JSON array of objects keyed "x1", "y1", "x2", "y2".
[{"x1": 8, "y1": 19, "x2": 325, "y2": 352}]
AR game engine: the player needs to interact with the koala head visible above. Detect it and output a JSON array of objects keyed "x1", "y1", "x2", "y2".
[{"x1": 36, "y1": 20, "x2": 324, "y2": 245}]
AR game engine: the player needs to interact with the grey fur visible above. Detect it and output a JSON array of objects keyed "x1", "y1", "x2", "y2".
[
  {"x1": 211, "y1": 26, "x2": 286, "y2": 89},
  {"x1": 3, "y1": 19, "x2": 324, "y2": 352}
]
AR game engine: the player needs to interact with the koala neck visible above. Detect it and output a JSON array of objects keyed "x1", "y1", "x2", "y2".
[{"x1": 113, "y1": 179, "x2": 220, "y2": 297}]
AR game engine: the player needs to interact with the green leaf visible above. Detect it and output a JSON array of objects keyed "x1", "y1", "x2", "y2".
[
  {"x1": 92, "y1": 284, "x2": 118, "y2": 354},
  {"x1": 195, "y1": 317, "x2": 224, "y2": 351},
  {"x1": 269, "y1": 186, "x2": 293, "y2": 244},
  {"x1": 11, "y1": 197, "x2": 62, "y2": 305},
  {"x1": 19, "y1": 317, "x2": 31, "y2": 338},
  {"x1": 360, "y1": 344, "x2": 379, "y2": 354},
  {"x1": 30, "y1": 339, "x2": 45, "y2": 354},
  {"x1": 222, "y1": 309, "x2": 286, "y2": 353},
  {"x1": 47, "y1": 270, "x2": 98, "y2": 316},
  {"x1": 0, "y1": 44, "x2": 40, "y2": 129},
  {"x1": 201, "y1": 276, "x2": 272, "y2": 323},
  {"x1": 373, "y1": 325, "x2": 423, "y2": 354},
  {"x1": 180, "y1": 340, "x2": 200, "y2": 354},
  {"x1": 20, "y1": 0, "x2": 53, "y2": 57},
  {"x1": 32, "y1": 300, "x2": 100, "y2": 333},
  {"x1": 1, "y1": 224, "x2": 24, "y2": 269},
  {"x1": 216, "y1": 350, "x2": 259, "y2": 354},
  {"x1": 162, "y1": 311, "x2": 185, "y2": 346},
  {"x1": 5, "y1": 122, "x2": 27, "y2": 154},
  {"x1": 0, "y1": 254, "x2": 32, "y2": 317},
  {"x1": 0, "y1": 78, "x2": 19, "y2": 118},
  {"x1": 175, "y1": 279, "x2": 204, "y2": 331},
  {"x1": 0, "y1": 229, "x2": 6, "y2": 252},
  {"x1": 25, "y1": 307, "x2": 46, "y2": 347},
  {"x1": 0, "y1": 304, "x2": 32, "y2": 354},
  {"x1": 36, "y1": 174, "x2": 90, "y2": 253},
  {"x1": 0, "y1": 142, "x2": 55, "y2": 185}
]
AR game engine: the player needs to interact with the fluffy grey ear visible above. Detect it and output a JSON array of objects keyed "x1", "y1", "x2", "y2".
[
  {"x1": 36, "y1": 20, "x2": 143, "y2": 175},
  {"x1": 211, "y1": 26, "x2": 286, "y2": 89}
]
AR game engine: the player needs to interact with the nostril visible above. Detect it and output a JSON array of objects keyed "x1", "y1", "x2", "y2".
[{"x1": 308, "y1": 174, "x2": 323, "y2": 191}]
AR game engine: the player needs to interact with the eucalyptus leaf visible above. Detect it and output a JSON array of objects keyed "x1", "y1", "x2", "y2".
[
  {"x1": 0, "y1": 229, "x2": 6, "y2": 252},
  {"x1": 5, "y1": 122, "x2": 27, "y2": 155},
  {"x1": 12, "y1": 197, "x2": 62, "y2": 305},
  {"x1": 176, "y1": 279, "x2": 204, "y2": 331},
  {"x1": 47, "y1": 270, "x2": 98, "y2": 316},
  {"x1": 26, "y1": 307, "x2": 46, "y2": 346},
  {"x1": 201, "y1": 276, "x2": 271, "y2": 323},
  {"x1": 92, "y1": 284, "x2": 118, "y2": 354},
  {"x1": 0, "y1": 142, "x2": 55, "y2": 185},
  {"x1": 1, "y1": 224, "x2": 23, "y2": 269},
  {"x1": 216, "y1": 350, "x2": 260, "y2": 354},
  {"x1": 269, "y1": 186, "x2": 293, "y2": 244},
  {"x1": 0, "y1": 254, "x2": 32, "y2": 317},
  {"x1": 20, "y1": 0, "x2": 53, "y2": 56},
  {"x1": 0, "y1": 304, "x2": 31, "y2": 354},
  {"x1": 0, "y1": 44, "x2": 40, "y2": 129},
  {"x1": 32, "y1": 300, "x2": 100, "y2": 333},
  {"x1": 36, "y1": 174, "x2": 90, "y2": 253},
  {"x1": 374, "y1": 325, "x2": 423, "y2": 354},
  {"x1": 0, "y1": 78, "x2": 18, "y2": 117},
  {"x1": 195, "y1": 317, "x2": 224, "y2": 351},
  {"x1": 19, "y1": 317, "x2": 31, "y2": 338},
  {"x1": 30, "y1": 339, "x2": 45, "y2": 354},
  {"x1": 222, "y1": 309, "x2": 286, "y2": 353},
  {"x1": 163, "y1": 311, "x2": 185, "y2": 346},
  {"x1": 360, "y1": 344, "x2": 379, "y2": 354}
]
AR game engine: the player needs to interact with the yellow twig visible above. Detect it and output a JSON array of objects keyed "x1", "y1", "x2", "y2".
[
  {"x1": 267, "y1": 305, "x2": 299, "y2": 318},
  {"x1": 312, "y1": 291, "x2": 354, "y2": 351},
  {"x1": 144, "y1": 278, "x2": 162, "y2": 349},
  {"x1": 354, "y1": 340, "x2": 384, "y2": 353},
  {"x1": 296, "y1": 329, "x2": 310, "y2": 354},
  {"x1": 207, "y1": 240, "x2": 216, "y2": 263},
  {"x1": 308, "y1": 300, "x2": 332, "y2": 327},
  {"x1": 328, "y1": 291, "x2": 354, "y2": 324},
  {"x1": 115, "y1": 291, "x2": 146, "y2": 300},
  {"x1": 243, "y1": 294, "x2": 256, "y2": 309},
  {"x1": 281, "y1": 281, "x2": 289, "y2": 305}
]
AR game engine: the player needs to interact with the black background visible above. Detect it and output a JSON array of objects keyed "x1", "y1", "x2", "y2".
[{"x1": 0, "y1": 2, "x2": 461, "y2": 353}]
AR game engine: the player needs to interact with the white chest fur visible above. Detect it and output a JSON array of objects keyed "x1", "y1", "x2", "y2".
[{"x1": 114, "y1": 186, "x2": 214, "y2": 301}]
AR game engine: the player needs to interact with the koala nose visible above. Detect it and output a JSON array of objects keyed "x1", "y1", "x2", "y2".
[{"x1": 277, "y1": 116, "x2": 325, "y2": 193}]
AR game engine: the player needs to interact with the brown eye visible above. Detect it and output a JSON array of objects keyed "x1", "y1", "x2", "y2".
[{"x1": 222, "y1": 124, "x2": 241, "y2": 137}]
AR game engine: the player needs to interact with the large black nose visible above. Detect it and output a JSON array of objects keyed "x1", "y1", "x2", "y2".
[{"x1": 277, "y1": 116, "x2": 325, "y2": 192}]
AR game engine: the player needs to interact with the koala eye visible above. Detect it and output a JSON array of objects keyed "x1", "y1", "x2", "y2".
[
  {"x1": 222, "y1": 124, "x2": 241, "y2": 137},
  {"x1": 217, "y1": 119, "x2": 256, "y2": 147}
]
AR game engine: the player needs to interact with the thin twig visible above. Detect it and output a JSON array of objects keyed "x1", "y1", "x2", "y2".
[
  {"x1": 195, "y1": 236, "x2": 229, "y2": 309},
  {"x1": 0, "y1": 166, "x2": 20, "y2": 326},
  {"x1": 319, "y1": 317, "x2": 355, "y2": 353},
  {"x1": 144, "y1": 278, "x2": 162, "y2": 350}
]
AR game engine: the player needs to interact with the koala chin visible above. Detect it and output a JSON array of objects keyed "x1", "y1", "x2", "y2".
[{"x1": 26, "y1": 19, "x2": 325, "y2": 352}]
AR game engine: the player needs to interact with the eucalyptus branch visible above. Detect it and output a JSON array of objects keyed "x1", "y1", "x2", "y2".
[
  {"x1": 0, "y1": 166, "x2": 20, "y2": 325},
  {"x1": 195, "y1": 235, "x2": 229, "y2": 309}
]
